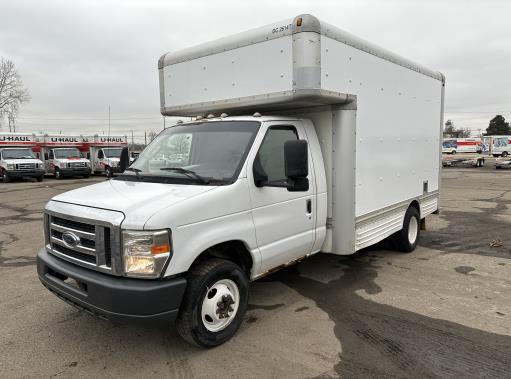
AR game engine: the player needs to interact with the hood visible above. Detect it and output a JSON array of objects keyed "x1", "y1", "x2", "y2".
[{"x1": 52, "y1": 179, "x2": 217, "y2": 227}]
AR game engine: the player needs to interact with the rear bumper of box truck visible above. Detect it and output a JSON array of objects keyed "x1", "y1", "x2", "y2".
[{"x1": 37, "y1": 248, "x2": 187, "y2": 325}]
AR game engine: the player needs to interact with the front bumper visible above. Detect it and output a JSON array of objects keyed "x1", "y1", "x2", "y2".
[
  {"x1": 60, "y1": 167, "x2": 91, "y2": 176},
  {"x1": 37, "y1": 248, "x2": 187, "y2": 324},
  {"x1": 5, "y1": 169, "x2": 45, "y2": 178}
]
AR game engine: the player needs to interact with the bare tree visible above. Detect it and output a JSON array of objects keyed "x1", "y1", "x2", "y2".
[
  {"x1": 148, "y1": 131, "x2": 158, "y2": 142},
  {"x1": 0, "y1": 59, "x2": 30, "y2": 120}
]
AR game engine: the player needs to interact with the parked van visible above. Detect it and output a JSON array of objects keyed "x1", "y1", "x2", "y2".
[{"x1": 37, "y1": 14, "x2": 444, "y2": 347}]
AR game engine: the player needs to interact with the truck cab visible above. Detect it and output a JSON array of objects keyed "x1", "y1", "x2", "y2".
[
  {"x1": 0, "y1": 147, "x2": 45, "y2": 183},
  {"x1": 43, "y1": 147, "x2": 91, "y2": 179}
]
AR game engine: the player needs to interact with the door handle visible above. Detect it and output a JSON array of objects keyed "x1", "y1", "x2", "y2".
[{"x1": 306, "y1": 199, "x2": 312, "y2": 214}]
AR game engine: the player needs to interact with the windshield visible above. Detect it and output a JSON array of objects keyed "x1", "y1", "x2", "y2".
[
  {"x1": 443, "y1": 141, "x2": 456, "y2": 148},
  {"x1": 54, "y1": 148, "x2": 81, "y2": 159},
  {"x1": 103, "y1": 148, "x2": 123, "y2": 158},
  {"x1": 1, "y1": 148, "x2": 36, "y2": 159},
  {"x1": 118, "y1": 121, "x2": 260, "y2": 185}
]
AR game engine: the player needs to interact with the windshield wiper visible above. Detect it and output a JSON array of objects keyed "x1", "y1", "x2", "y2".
[
  {"x1": 160, "y1": 167, "x2": 210, "y2": 184},
  {"x1": 124, "y1": 167, "x2": 142, "y2": 179}
]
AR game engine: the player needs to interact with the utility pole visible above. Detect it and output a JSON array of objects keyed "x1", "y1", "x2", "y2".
[
  {"x1": 131, "y1": 130, "x2": 134, "y2": 149},
  {"x1": 144, "y1": 131, "x2": 147, "y2": 146},
  {"x1": 8, "y1": 115, "x2": 15, "y2": 133}
]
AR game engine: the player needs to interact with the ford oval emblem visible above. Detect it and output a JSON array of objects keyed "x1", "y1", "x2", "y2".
[{"x1": 62, "y1": 232, "x2": 80, "y2": 248}]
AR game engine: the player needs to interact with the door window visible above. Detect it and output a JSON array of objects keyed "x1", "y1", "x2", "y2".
[{"x1": 254, "y1": 126, "x2": 298, "y2": 186}]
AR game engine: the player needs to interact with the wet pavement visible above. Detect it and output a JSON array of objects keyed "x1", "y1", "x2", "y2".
[{"x1": 0, "y1": 169, "x2": 510, "y2": 378}]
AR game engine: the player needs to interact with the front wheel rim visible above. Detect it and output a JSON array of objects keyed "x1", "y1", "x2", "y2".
[
  {"x1": 408, "y1": 216, "x2": 418, "y2": 244},
  {"x1": 201, "y1": 279, "x2": 240, "y2": 332}
]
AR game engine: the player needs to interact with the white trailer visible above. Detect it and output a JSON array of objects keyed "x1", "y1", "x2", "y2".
[
  {"x1": 0, "y1": 133, "x2": 45, "y2": 182},
  {"x1": 84, "y1": 135, "x2": 128, "y2": 177},
  {"x1": 37, "y1": 14, "x2": 444, "y2": 347}
]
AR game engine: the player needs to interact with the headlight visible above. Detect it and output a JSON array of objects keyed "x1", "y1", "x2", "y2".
[
  {"x1": 7, "y1": 164, "x2": 15, "y2": 170},
  {"x1": 122, "y1": 230, "x2": 171, "y2": 278}
]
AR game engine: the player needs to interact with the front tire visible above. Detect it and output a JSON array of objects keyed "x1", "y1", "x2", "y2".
[
  {"x1": 105, "y1": 167, "x2": 112, "y2": 178},
  {"x1": 502, "y1": 151, "x2": 509, "y2": 157},
  {"x1": 176, "y1": 258, "x2": 249, "y2": 348},
  {"x1": 2, "y1": 173, "x2": 10, "y2": 183},
  {"x1": 36, "y1": 176, "x2": 44, "y2": 182},
  {"x1": 55, "y1": 168, "x2": 63, "y2": 180},
  {"x1": 391, "y1": 207, "x2": 420, "y2": 253}
]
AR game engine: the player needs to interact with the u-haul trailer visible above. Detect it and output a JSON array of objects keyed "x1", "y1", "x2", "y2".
[
  {"x1": 0, "y1": 133, "x2": 45, "y2": 182},
  {"x1": 40, "y1": 134, "x2": 91, "y2": 179},
  {"x1": 37, "y1": 14, "x2": 444, "y2": 347},
  {"x1": 84, "y1": 135, "x2": 128, "y2": 177}
]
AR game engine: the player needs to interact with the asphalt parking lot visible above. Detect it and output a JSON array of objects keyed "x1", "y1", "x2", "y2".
[{"x1": 1, "y1": 168, "x2": 510, "y2": 378}]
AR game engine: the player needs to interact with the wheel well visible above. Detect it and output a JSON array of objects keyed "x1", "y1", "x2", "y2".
[
  {"x1": 190, "y1": 240, "x2": 253, "y2": 277},
  {"x1": 409, "y1": 200, "x2": 421, "y2": 218}
]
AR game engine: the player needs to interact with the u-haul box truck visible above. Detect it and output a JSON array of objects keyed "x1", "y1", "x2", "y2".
[
  {"x1": 0, "y1": 133, "x2": 45, "y2": 183},
  {"x1": 442, "y1": 138, "x2": 482, "y2": 154},
  {"x1": 482, "y1": 135, "x2": 511, "y2": 157},
  {"x1": 40, "y1": 134, "x2": 92, "y2": 179},
  {"x1": 37, "y1": 14, "x2": 444, "y2": 347},
  {"x1": 84, "y1": 135, "x2": 128, "y2": 177}
]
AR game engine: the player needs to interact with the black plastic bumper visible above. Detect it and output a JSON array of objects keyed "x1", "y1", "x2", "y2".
[
  {"x1": 60, "y1": 168, "x2": 91, "y2": 176},
  {"x1": 37, "y1": 248, "x2": 187, "y2": 325},
  {"x1": 7, "y1": 169, "x2": 45, "y2": 178}
]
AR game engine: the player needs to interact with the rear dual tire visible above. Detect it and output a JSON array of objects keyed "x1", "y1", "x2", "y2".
[{"x1": 176, "y1": 258, "x2": 248, "y2": 348}]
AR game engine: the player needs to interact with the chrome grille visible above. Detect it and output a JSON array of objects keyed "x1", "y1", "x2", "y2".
[
  {"x1": 16, "y1": 163, "x2": 37, "y2": 170},
  {"x1": 46, "y1": 213, "x2": 114, "y2": 272}
]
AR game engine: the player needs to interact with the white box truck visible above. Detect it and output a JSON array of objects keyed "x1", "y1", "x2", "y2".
[
  {"x1": 40, "y1": 134, "x2": 92, "y2": 179},
  {"x1": 442, "y1": 138, "x2": 482, "y2": 154},
  {"x1": 482, "y1": 135, "x2": 511, "y2": 157},
  {"x1": 37, "y1": 14, "x2": 444, "y2": 347},
  {"x1": 0, "y1": 133, "x2": 45, "y2": 183},
  {"x1": 84, "y1": 135, "x2": 128, "y2": 177}
]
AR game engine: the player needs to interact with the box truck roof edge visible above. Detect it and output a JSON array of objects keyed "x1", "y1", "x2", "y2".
[{"x1": 158, "y1": 13, "x2": 444, "y2": 117}]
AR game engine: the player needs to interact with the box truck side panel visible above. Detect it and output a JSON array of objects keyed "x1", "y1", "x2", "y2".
[
  {"x1": 162, "y1": 36, "x2": 294, "y2": 108},
  {"x1": 321, "y1": 35, "x2": 442, "y2": 218}
]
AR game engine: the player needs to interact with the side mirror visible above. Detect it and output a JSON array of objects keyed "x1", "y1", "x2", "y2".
[
  {"x1": 284, "y1": 140, "x2": 309, "y2": 192},
  {"x1": 44, "y1": 153, "x2": 49, "y2": 160},
  {"x1": 119, "y1": 147, "x2": 130, "y2": 172}
]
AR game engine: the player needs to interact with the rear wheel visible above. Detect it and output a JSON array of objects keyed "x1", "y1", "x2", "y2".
[
  {"x1": 391, "y1": 207, "x2": 420, "y2": 253},
  {"x1": 176, "y1": 258, "x2": 249, "y2": 347}
]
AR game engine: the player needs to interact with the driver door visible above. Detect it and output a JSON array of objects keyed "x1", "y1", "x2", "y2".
[{"x1": 248, "y1": 121, "x2": 316, "y2": 274}]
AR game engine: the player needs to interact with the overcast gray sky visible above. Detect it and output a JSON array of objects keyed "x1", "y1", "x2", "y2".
[{"x1": 1, "y1": 0, "x2": 510, "y2": 142}]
